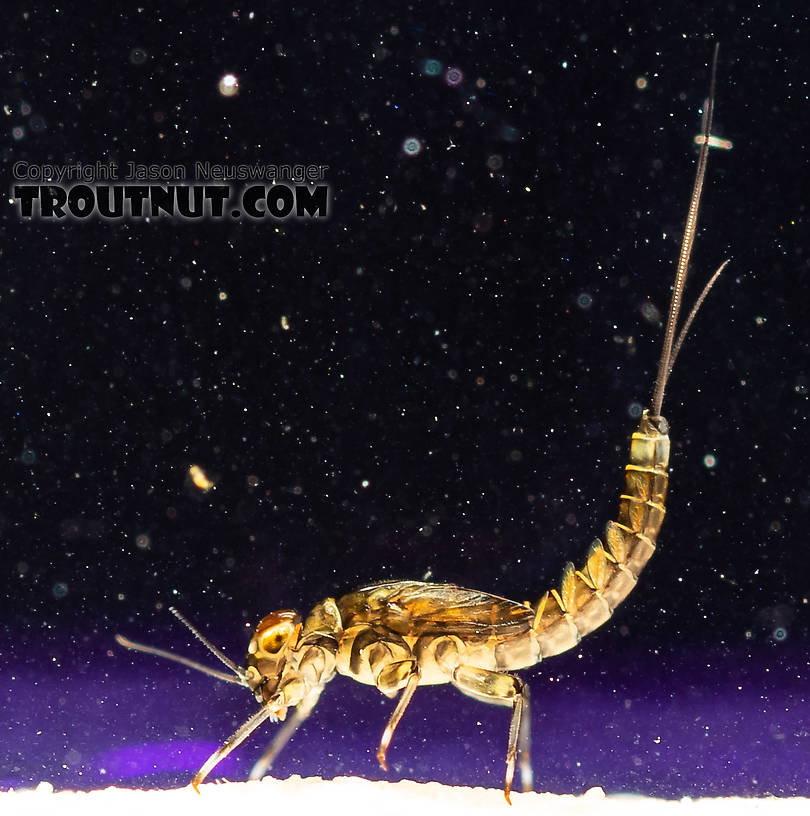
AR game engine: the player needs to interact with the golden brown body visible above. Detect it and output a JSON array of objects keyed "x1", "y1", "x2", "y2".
[{"x1": 228, "y1": 411, "x2": 670, "y2": 803}]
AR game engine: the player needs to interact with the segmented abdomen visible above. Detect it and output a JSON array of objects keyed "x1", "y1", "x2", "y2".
[{"x1": 532, "y1": 410, "x2": 670, "y2": 658}]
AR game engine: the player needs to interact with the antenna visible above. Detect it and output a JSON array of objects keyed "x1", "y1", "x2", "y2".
[{"x1": 114, "y1": 606, "x2": 248, "y2": 686}]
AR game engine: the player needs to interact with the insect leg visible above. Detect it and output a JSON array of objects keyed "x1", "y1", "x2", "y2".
[
  {"x1": 249, "y1": 686, "x2": 324, "y2": 780},
  {"x1": 344, "y1": 624, "x2": 421, "y2": 770},
  {"x1": 450, "y1": 665, "x2": 529, "y2": 804},
  {"x1": 191, "y1": 705, "x2": 274, "y2": 791},
  {"x1": 375, "y1": 665, "x2": 420, "y2": 771},
  {"x1": 517, "y1": 682, "x2": 532, "y2": 792}
]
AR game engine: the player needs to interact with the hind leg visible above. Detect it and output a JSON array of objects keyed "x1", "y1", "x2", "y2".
[{"x1": 451, "y1": 664, "x2": 531, "y2": 804}]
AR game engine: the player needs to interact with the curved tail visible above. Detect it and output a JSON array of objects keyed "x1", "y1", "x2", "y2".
[{"x1": 532, "y1": 411, "x2": 669, "y2": 657}]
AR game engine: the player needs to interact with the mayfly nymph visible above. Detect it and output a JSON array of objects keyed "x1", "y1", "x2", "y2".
[{"x1": 117, "y1": 45, "x2": 730, "y2": 804}]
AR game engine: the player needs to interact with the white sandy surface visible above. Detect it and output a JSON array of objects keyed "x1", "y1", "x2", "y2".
[{"x1": 3, "y1": 776, "x2": 808, "y2": 816}]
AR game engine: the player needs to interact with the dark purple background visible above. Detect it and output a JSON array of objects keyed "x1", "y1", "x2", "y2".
[{"x1": 2, "y1": 1, "x2": 808, "y2": 798}]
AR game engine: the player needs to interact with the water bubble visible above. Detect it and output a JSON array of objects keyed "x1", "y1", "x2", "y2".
[
  {"x1": 29, "y1": 115, "x2": 46, "y2": 133},
  {"x1": 11, "y1": 125, "x2": 25, "y2": 141},
  {"x1": 703, "y1": 453, "x2": 717, "y2": 469},
  {"x1": 402, "y1": 137, "x2": 423, "y2": 157},
  {"x1": 576, "y1": 292, "x2": 593, "y2": 310},
  {"x1": 772, "y1": 626, "x2": 788, "y2": 642},
  {"x1": 444, "y1": 66, "x2": 464, "y2": 87},
  {"x1": 627, "y1": 401, "x2": 643, "y2": 419},
  {"x1": 21, "y1": 448, "x2": 36, "y2": 465},
  {"x1": 422, "y1": 59, "x2": 442, "y2": 77},
  {"x1": 486, "y1": 154, "x2": 503, "y2": 171},
  {"x1": 500, "y1": 124, "x2": 520, "y2": 143},
  {"x1": 129, "y1": 47, "x2": 148, "y2": 65},
  {"x1": 53, "y1": 582, "x2": 69, "y2": 599}
]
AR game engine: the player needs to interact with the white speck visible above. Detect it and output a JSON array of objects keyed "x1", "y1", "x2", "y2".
[{"x1": 218, "y1": 74, "x2": 240, "y2": 97}]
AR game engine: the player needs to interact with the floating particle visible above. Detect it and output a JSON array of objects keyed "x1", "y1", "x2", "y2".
[
  {"x1": 20, "y1": 448, "x2": 36, "y2": 465},
  {"x1": 218, "y1": 290, "x2": 228, "y2": 301},
  {"x1": 20, "y1": 101, "x2": 32, "y2": 116},
  {"x1": 188, "y1": 464, "x2": 215, "y2": 492},
  {"x1": 444, "y1": 66, "x2": 464, "y2": 87},
  {"x1": 53, "y1": 582, "x2": 69, "y2": 599},
  {"x1": 422, "y1": 58, "x2": 442, "y2": 76},
  {"x1": 361, "y1": 479, "x2": 370, "y2": 488},
  {"x1": 29, "y1": 115, "x2": 46, "y2": 133},
  {"x1": 473, "y1": 213, "x2": 493, "y2": 233},
  {"x1": 129, "y1": 47, "x2": 148, "y2": 66},
  {"x1": 772, "y1": 626, "x2": 788, "y2": 642},
  {"x1": 11, "y1": 126, "x2": 25, "y2": 141},
  {"x1": 500, "y1": 124, "x2": 520, "y2": 142},
  {"x1": 402, "y1": 136, "x2": 423, "y2": 157},
  {"x1": 694, "y1": 134, "x2": 733, "y2": 150},
  {"x1": 486, "y1": 154, "x2": 503, "y2": 171},
  {"x1": 218, "y1": 73, "x2": 240, "y2": 97},
  {"x1": 635, "y1": 76, "x2": 648, "y2": 90},
  {"x1": 280, "y1": 314, "x2": 291, "y2": 330},
  {"x1": 135, "y1": 533, "x2": 151, "y2": 550},
  {"x1": 475, "y1": 77, "x2": 486, "y2": 89},
  {"x1": 703, "y1": 453, "x2": 717, "y2": 469},
  {"x1": 576, "y1": 292, "x2": 593, "y2": 310},
  {"x1": 640, "y1": 301, "x2": 661, "y2": 324}
]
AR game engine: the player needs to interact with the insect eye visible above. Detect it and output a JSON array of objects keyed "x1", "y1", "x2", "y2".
[
  {"x1": 253, "y1": 609, "x2": 300, "y2": 654},
  {"x1": 259, "y1": 622, "x2": 293, "y2": 653}
]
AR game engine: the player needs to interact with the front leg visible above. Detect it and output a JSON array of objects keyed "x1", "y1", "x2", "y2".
[{"x1": 451, "y1": 664, "x2": 531, "y2": 804}]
